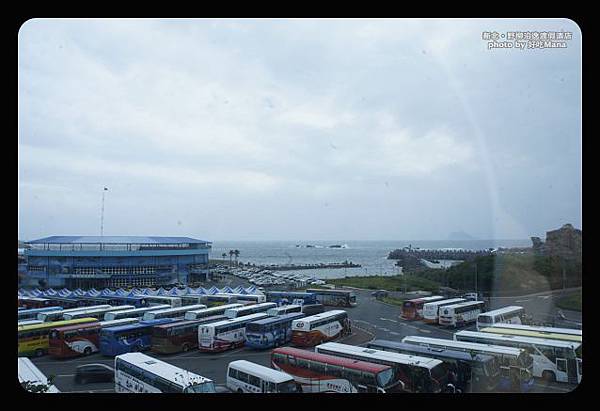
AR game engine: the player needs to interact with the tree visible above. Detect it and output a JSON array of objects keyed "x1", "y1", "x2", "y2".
[
  {"x1": 221, "y1": 252, "x2": 227, "y2": 262},
  {"x1": 234, "y1": 250, "x2": 240, "y2": 267},
  {"x1": 229, "y1": 250, "x2": 234, "y2": 267}
]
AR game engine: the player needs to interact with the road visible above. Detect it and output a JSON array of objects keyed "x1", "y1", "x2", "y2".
[{"x1": 29, "y1": 287, "x2": 579, "y2": 394}]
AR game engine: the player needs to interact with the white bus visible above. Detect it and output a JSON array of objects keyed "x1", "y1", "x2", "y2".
[
  {"x1": 266, "y1": 304, "x2": 302, "y2": 317},
  {"x1": 224, "y1": 302, "x2": 277, "y2": 319},
  {"x1": 37, "y1": 305, "x2": 112, "y2": 322},
  {"x1": 198, "y1": 313, "x2": 269, "y2": 352},
  {"x1": 215, "y1": 293, "x2": 266, "y2": 304},
  {"x1": 103, "y1": 305, "x2": 171, "y2": 321},
  {"x1": 142, "y1": 295, "x2": 182, "y2": 308},
  {"x1": 476, "y1": 306, "x2": 525, "y2": 331},
  {"x1": 454, "y1": 330, "x2": 582, "y2": 384},
  {"x1": 226, "y1": 360, "x2": 297, "y2": 393},
  {"x1": 63, "y1": 305, "x2": 136, "y2": 321},
  {"x1": 100, "y1": 318, "x2": 140, "y2": 328},
  {"x1": 114, "y1": 352, "x2": 216, "y2": 393},
  {"x1": 183, "y1": 304, "x2": 244, "y2": 321},
  {"x1": 422, "y1": 298, "x2": 466, "y2": 324},
  {"x1": 314, "y1": 342, "x2": 448, "y2": 393},
  {"x1": 142, "y1": 304, "x2": 207, "y2": 321},
  {"x1": 438, "y1": 301, "x2": 485, "y2": 327},
  {"x1": 18, "y1": 357, "x2": 60, "y2": 393},
  {"x1": 401, "y1": 335, "x2": 535, "y2": 392},
  {"x1": 291, "y1": 310, "x2": 351, "y2": 347}
]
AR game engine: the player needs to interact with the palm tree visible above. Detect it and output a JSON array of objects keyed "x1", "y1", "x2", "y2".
[
  {"x1": 234, "y1": 250, "x2": 240, "y2": 267},
  {"x1": 222, "y1": 252, "x2": 227, "y2": 263},
  {"x1": 229, "y1": 250, "x2": 234, "y2": 267}
]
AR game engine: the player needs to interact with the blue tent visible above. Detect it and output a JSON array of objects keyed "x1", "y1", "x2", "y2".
[
  {"x1": 156, "y1": 288, "x2": 167, "y2": 296},
  {"x1": 207, "y1": 286, "x2": 220, "y2": 295},
  {"x1": 101, "y1": 289, "x2": 114, "y2": 296},
  {"x1": 221, "y1": 286, "x2": 233, "y2": 294},
  {"x1": 168, "y1": 288, "x2": 180, "y2": 296}
]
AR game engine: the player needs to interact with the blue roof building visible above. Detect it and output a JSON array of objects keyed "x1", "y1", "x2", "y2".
[{"x1": 22, "y1": 236, "x2": 212, "y2": 289}]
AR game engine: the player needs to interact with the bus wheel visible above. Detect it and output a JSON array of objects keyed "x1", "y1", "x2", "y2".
[
  {"x1": 35, "y1": 349, "x2": 44, "y2": 357},
  {"x1": 182, "y1": 344, "x2": 190, "y2": 352},
  {"x1": 237, "y1": 389, "x2": 244, "y2": 394},
  {"x1": 84, "y1": 347, "x2": 92, "y2": 356},
  {"x1": 542, "y1": 371, "x2": 556, "y2": 382}
]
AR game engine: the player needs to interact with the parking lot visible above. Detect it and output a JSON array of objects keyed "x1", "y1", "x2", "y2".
[{"x1": 27, "y1": 287, "x2": 579, "y2": 394}]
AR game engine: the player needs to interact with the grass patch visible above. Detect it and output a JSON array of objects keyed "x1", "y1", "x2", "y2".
[
  {"x1": 556, "y1": 290, "x2": 582, "y2": 311},
  {"x1": 380, "y1": 296, "x2": 405, "y2": 307},
  {"x1": 327, "y1": 275, "x2": 440, "y2": 293}
]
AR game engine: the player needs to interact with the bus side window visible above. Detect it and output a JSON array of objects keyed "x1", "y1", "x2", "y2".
[
  {"x1": 249, "y1": 375, "x2": 261, "y2": 388},
  {"x1": 228, "y1": 368, "x2": 238, "y2": 379}
]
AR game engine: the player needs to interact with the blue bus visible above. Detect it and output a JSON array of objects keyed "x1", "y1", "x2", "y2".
[
  {"x1": 99, "y1": 319, "x2": 176, "y2": 356},
  {"x1": 245, "y1": 312, "x2": 306, "y2": 349},
  {"x1": 265, "y1": 291, "x2": 317, "y2": 306},
  {"x1": 18, "y1": 306, "x2": 64, "y2": 321}
]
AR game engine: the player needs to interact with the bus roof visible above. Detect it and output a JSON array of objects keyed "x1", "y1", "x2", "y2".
[
  {"x1": 228, "y1": 360, "x2": 295, "y2": 383},
  {"x1": 266, "y1": 291, "x2": 315, "y2": 296},
  {"x1": 144, "y1": 304, "x2": 206, "y2": 316},
  {"x1": 247, "y1": 312, "x2": 305, "y2": 326},
  {"x1": 153, "y1": 319, "x2": 206, "y2": 329},
  {"x1": 50, "y1": 321, "x2": 101, "y2": 332},
  {"x1": 19, "y1": 318, "x2": 98, "y2": 332},
  {"x1": 367, "y1": 339, "x2": 495, "y2": 364},
  {"x1": 423, "y1": 298, "x2": 465, "y2": 307},
  {"x1": 316, "y1": 342, "x2": 444, "y2": 369},
  {"x1": 306, "y1": 289, "x2": 354, "y2": 295},
  {"x1": 18, "y1": 358, "x2": 60, "y2": 393},
  {"x1": 488, "y1": 323, "x2": 582, "y2": 336},
  {"x1": 66, "y1": 305, "x2": 135, "y2": 315},
  {"x1": 274, "y1": 347, "x2": 392, "y2": 374},
  {"x1": 442, "y1": 300, "x2": 485, "y2": 309},
  {"x1": 185, "y1": 304, "x2": 243, "y2": 315},
  {"x1": 294, "y1": 310, "x2": 346, "y2": 323},
  {"x1": 101, "y1": 318, "x2": 175, "y2": 333},
  {"x1": 18, "y1": 306, "x2": 64, "y2": 315},
  {"x1": 406, "y1": 296, "x2": 444, "y2": 303},
  {"x1": 480, "y1": 327, "x2": 582, "y2": 342},
  {"x1": 116, "y1": 352, "x2": 212, "y2": 387},
  {"x1": 200, "y1": 313, "x2": 269, "y2": 328},
  {"x1": 402, "y1": 336, "x2": 526, "y2": 357},
  {"x1": 455, "y1": 330, "x2": 581, "y2": 349},
  {"x1": 479, "y1": 306, "x2": 524, "y2": 316},
  {"x1": 107, "y1": 305, "x2": 171, "y2": 316}
]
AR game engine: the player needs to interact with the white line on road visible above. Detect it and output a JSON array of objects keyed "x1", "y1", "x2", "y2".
[
  {"x1": 55, "y1": 374, "x2": 75, "y2": 378},
  {"x1": 379, "y1": 318, "x2": 398, "y2": 323},
  {"x1": 389, "y1": 331, "x2": 400, "y2": 336},
  {"x1": 515, "y1": 299, "x2": 531, "y2": 303},
  {"x1": 380, "y1": 328, "x2": 390, "y2": 332},
  {"x1": 418, "y1": 329, "x2": 431, "y2": 333}
]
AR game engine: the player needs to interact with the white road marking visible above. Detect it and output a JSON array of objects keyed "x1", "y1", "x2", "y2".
[
  {"x1": 55, "y1": 374, "x2": 75, "y2": 378},
  {"x1": 380, "y1": 328, "x2": 390, "y2": 332},
  {"x1": 515, "y1": 299, "x2": 531, "y2": 303},
  {"x1": 379, "y1": 318, "x2": 398, "y2": 323},
  {"x1": 389, "y1": 331, "x2": 400, "y2": 336},
  {"x1": 538, "y1": 296, "x2": 551, "y2": 299},
  {"x1": 418, "y1": 329, "x2": 431, "y2": 333}
]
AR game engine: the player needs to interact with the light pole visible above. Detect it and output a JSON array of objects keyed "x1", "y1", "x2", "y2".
[{"x1": 100, "y1": 187, "x2": 108, "y2": 237}]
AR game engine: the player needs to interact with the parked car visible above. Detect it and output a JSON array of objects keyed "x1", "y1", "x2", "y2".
[
  {"x1": 74, "y1": 364, "x2": 114, "y2": 384},
  {"x1": 371, "y1": 290, "x2": 388, "y2": 299}
]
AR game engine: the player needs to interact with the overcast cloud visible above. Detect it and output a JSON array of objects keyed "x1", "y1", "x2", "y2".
[{"x1": 18, "y1": 18, "x2": 582, "y2": 241}]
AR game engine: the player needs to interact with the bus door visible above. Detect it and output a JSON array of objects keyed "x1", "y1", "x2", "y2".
[{"x1": 563, "y1": 358, "x2": 579, "y2": 384}]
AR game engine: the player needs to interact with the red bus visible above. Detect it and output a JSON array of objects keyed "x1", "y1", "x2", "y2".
[
  {"x1": 150, "y1": 315, "x2": 227, "y2": 354},
  {"x1": 48, "y1": 321, "x2": 102, "y2": 358},
  {"x1": 400, "y1": 296, "x2": 445, "y2": 321},
  {"x1": 271, "y1": 347, "x2": 402, "y2": 393}
]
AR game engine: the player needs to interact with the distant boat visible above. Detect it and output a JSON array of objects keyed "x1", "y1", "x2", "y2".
[{"x1": 329, "y1": 244, "x2": 348, "y2": 248}]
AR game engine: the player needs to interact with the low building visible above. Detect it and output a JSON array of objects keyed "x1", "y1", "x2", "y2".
[{"x1": 22, "y1": 236, "x2": 211, "y2": 289}]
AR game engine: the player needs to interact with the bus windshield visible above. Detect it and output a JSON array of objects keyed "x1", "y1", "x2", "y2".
[
  {"x1": 276, "y1": 380, "x2": 298, "y2": 393},
  {"x1": 429, "y1": 364, "x2": 449, "y2": 389},
  {"x1": 376, "y1": 367, "x2": 394, "y2": 388},
  {"x1": 184, "y1": 381, "x2": 216, "y2": 393}
]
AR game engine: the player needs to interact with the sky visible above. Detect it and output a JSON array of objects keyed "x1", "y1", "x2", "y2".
[{"x1": 18, "y1": 18, "x2": 582, "y2": 241}]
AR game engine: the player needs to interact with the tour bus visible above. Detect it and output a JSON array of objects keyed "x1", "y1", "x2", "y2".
[
  {"x1": 266, "y1": 291, "x2": 318, "y2": 306},
  {"x1": 454, "y1": 330, "x2": 582, "y2": 384},
  {"x1": 366, "y1": 339, "x2": 501, "y2": 392},
  {"x1": 183, "y1": 304, "x2": 243, "y2": 321},
  {"x1": 18, "y1": 319, "x2": 44, "y2": 326},
  {"x1": 245, "y1": 312, "x2": 306, "y2": 349},
  {"x1": 150, "y1": 316, "x2": 227, "y2": 354},
  {"x1": 141, "y1": 304, "x2": 207, "y2": 321},
  {"x1": 291, "y1": 310, "x2": 350, "y2": 347},
  {"x1": 106, "y1": 296, "x2": 148, "y2": 308},
  {"x1": 306, "y1": 289, "x2": 357, "y2": 307},
  {"x1": 99, "y1": 319, "x2": 177, "y2": 356},
  {"x1": 103, "y1": 305, "x2": 171, "y2": 321},
  {"x1": 63, "y1": 305, "x2": 136, "y2": 321},
  {"x1": 198, "y1": 294, "x2": 238, "y2": 307},
  {"x1": 401, "y1": 336, "x2": 535, "y2": 392},
  {"x1": 272, "y1": 347, "x2": 402, "y2": 393},
  {"x1": 100, "y1": 318, "x2": 140, "y2": 328},
  {"x1": 215, "y1": 293, "x2": 266, "y2": 304},
  {"x1": 400, "y1": 296, "x2": 445, "y2": 321},
  {"x1": 266, "y1": 304, "x2": 302, "y2": 316},
  {"x1": 315, "y1": 342, "x2": 449, "y2": 393},
  {"x1": 224, "y1": 302, "x2": 277, "y2": 319},
  {"x1": 422, "y1": 298, "x2": 466, "y2": 324},
  {"x1": 48, "y1": 321, "x2": 102, "y2": 358},
  {"x1": 18, "y1": 317, "x2": 98, "y2": 357},
  {"x1": 438, "y1": 301, "x2": 486, "y2": 327},
  {"x1": 115, "y1": 352, "x2": 217, "y2": 393},
  {"x1": 198, "y1": 313, "x2": 270, "y2": 352},
  {"x1": 227, "y1": 360, "x2": 298, "y2": 393},
  {"x1": 18, "y1": 357, "x2": 60, "y2": 393},
  {"x1": 142, "y1": 295, "x2": 182, "y2": 308},
  {"x1": 179, "y1": 295, "x2": 206, "y2": 306},
  {"x1": 73, "y1": 296, "x2": 113, "y2": 307},
  {"x1": 18, "y1": 297, "x2": 59, "y2": 309},
  {"x1": 37, "y1": 305, "x2": 112, "y2": 322},
  {"x1": 301, "y1": 303, "x2": 325, "y2": 316},
  {"x1": 43, "y1": 296, "x2": 83, "y2": 308},
  {"x1": 18, "y1": 306, "x2": 64, "y2": 321},
  {"x1": 482, "y1": 323, "x2": 582, "y2": 343},
  {"x1": 476, "y1": 306, "x2": 525, "y2": 331}
]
